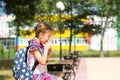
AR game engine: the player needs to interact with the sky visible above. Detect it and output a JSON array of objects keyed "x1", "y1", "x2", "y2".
[{"x1": 0, "y1": 1, "x2": 5, "y2": 15}]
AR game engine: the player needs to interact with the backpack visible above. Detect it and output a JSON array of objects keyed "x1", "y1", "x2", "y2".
[{"x1": 12, "y1": 44, "x2": 43, "y2": 80}]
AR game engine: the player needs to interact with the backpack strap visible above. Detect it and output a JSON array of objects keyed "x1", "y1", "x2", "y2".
[
  {"x1": 25, "y1": 44, "x2": 44, "y2": 71},
  {"x1": 31, "y1": 61, "x2": 39, "y2": 71}
]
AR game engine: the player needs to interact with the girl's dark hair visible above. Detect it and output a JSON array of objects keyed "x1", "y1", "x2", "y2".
[{"x1": 35, "y1": 22, "x2": 54, "y2": 38}]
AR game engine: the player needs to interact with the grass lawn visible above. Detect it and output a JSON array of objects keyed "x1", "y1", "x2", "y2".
[
  {"x1": 0, "y1": 50, "x2": 120, "y2": 80},
  {"x1": 0, "y1": 59, "x2": 59, "y2": 80},
  {"x1": 0, "y1": 59, "x2": 14, "y2": 80}
]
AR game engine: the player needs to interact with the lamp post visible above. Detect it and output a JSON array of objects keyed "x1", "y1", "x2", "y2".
[{"x1": 56, "y1": 1, "x2": 65, "y2": 61}]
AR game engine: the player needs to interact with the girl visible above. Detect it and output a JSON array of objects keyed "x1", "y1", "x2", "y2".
[{"x1": 27, "y1": 22, "x2": 63, "y2": 80}]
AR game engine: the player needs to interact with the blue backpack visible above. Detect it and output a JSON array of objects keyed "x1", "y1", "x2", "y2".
[{"x1": 12, "y1": 44, "x2": 43, "y2": 80}]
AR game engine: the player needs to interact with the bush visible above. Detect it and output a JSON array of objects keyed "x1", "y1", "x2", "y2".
[
  {"x1": 0, "y1": 45, "x2": 15, "y2": 59},
  {"x1": 1, "y1": 48, "x2": 120, "y2": 59},
  {"x1": 79, "y1": 50, "x2": 120, "y2": 57},
  {"x1": 0, "y1": 45, "x2": 5, "y2": 58},
  {"x1": 51, "y1": 50, "x2": 70, "y2": 58},
  {"x1": 79, "y1": 50, "x2": 100, "y2": 57}
]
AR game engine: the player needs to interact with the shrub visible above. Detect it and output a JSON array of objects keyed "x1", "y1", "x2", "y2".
[{"x1": 0, "y1": 45, "x2": 5, "y2": 58}]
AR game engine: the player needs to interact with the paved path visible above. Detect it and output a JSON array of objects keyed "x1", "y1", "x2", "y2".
[{"x1": 75, "y1": 57, "x2": 120, "y2": 80}]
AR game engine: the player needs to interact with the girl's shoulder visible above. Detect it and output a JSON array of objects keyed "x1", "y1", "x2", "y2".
[{"x1": 29, "y1": 38, "x2": 44, "y2": 52}]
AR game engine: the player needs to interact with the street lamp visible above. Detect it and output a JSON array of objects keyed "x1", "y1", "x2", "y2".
[
  {"x1": 56, "y1": 1, "x2": 65, "y2": 61},
  {"x1": 56, "y1": 1, "x2": 65, "y2": 11}
]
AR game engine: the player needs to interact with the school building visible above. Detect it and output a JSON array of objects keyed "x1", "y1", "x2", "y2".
[{"x1": 0, "y1": 15, "x2": 119, "y2": 51}]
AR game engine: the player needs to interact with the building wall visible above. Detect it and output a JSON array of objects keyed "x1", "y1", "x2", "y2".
[
  {"x1": 17, "y1": 28, "x2": 118, "y2": 51},
  {"x1": 0, "y1": 14, "x2": 118, "y2": 51},
  {"x1": 90, "y1": 28, "x2": 117, "y2": 50},
  {"x1": 18, "y1": 30, "x2": 89, "y2": 51},
  {"x1": 0, "y1": 15, "x2": 9, "y2": 38}
]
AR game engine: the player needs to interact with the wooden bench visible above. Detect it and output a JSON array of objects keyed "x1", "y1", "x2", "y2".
[
  {"x1": 47, "y1": 60, "x2": 73, "y2": 78},
  {"x1": 46, "y1": 53, "x2": 80, "y2": 80},
  {"x1": 47, "y1": 64, "x2": 64, "y2": 77},
  {"x1": 58, "y1": 59, "x2": 76, "y2": 80}
]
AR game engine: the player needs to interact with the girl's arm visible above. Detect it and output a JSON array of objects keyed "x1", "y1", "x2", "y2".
[
  {"x1": 34, "y1": 49, "x2": 48, "y2": 66},
  {"x1": 33, "y1": 43, "x2": 51, "y2": 65}
]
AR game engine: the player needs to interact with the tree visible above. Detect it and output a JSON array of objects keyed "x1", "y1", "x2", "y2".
[
  {"x1": 4, "y1": 0, "x2": 120, "y2": 56},
  {"x1": 4, "y1": 0, "x2": 57, "y2": 50},
  {"x1": 88, "y1": 0, "x2": 120, "y2": 57},
  {"x1": 116, "y1": 13, "x2": 120, "y2": 50},
  {"x1": 4, "y1": 0, "x2": 58, "y2": 31},
  {"x1": 62, "y1": 0, "x2": 101, "y2": 53},
  {"x1": 4, "y1": 0, "x2": 37, "y2": 50},
  {"x1": 65, "y1": 0, "x2": 120, "y2": 57},
  {"x1": 62, "y1": 0, "x2": 120, "y2": 57}
]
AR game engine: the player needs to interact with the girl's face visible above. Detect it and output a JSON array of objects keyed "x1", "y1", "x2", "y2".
[{"x1": 39, "y1": 31, "x2": 52, "y2": 44}]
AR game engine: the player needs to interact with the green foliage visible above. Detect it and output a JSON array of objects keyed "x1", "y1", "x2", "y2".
[
  {"x1": 4, "y1": 0, "x2": 59, "y2": 36},
  {"x1": 0, "y1": 45, "x2": 5, "y2": 58},
  {"x1": 4, "y1": 0, "x2": 57, "y2": 26},
  {"x1": 4, "y1": 0, "x2": 38, "y2": 26},
  {"x1": 3, "y1": 0, "x2": 120, "y2": 57},
  {"x1": 51, "y1": 50, "x2": 69, "y2": 58},
  {"x1": 51, "y1": 50, "x2": 120, "y2": 58},
  {"x1": 79, "y1": 50, "x2": 120, "y2": 57},
  {"x1": 116, "y1": 13, "x2": 120, "y2": 34},
  {"x1": 4, "y1": 0, "x2": 120, "y2": 30},
  {"x1": 80, "y1": 24, "x2": 101, "y2": 35},
  {"x1": 1, "y1": 47, "x2": 120, "y2": 59},
  {"x1": 86, "y1": 0, "x2": 120, "y2": 57},
  {"x1": 0, "y1": 47, "x2": 15, "y2": 59},
  {"x1": 91, "y1": 0, "x2": 118, "y2": 15}
]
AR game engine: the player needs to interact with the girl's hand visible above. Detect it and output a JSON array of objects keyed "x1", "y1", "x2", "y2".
[
  {"x1": 43, "y1": 43, "x2": 52, "y2": 61},
  {"x1": 48, "y1": 47, "x2": 52, "y2": 55},
  {"x1": 43, "y1": 43, "x2": 52, "y2": 54}
]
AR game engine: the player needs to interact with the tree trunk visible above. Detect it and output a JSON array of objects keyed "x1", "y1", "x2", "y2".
[
  {"x1": 100, "y1": 28, "x2": 104, "y2": 57},
  {"x1": 69, "y1": 23, "x2": 73, "y2": 53},
  {"x1": 69, "y1": 1, "x2": 73, "y2": 53},
  {"x1": 100, "y1": 17, "x2": 108, "y2": 57}
]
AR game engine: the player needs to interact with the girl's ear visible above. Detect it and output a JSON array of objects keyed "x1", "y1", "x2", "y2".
[{"x1": 39, "y1": 32, "x2": 43, "y2": 38}]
